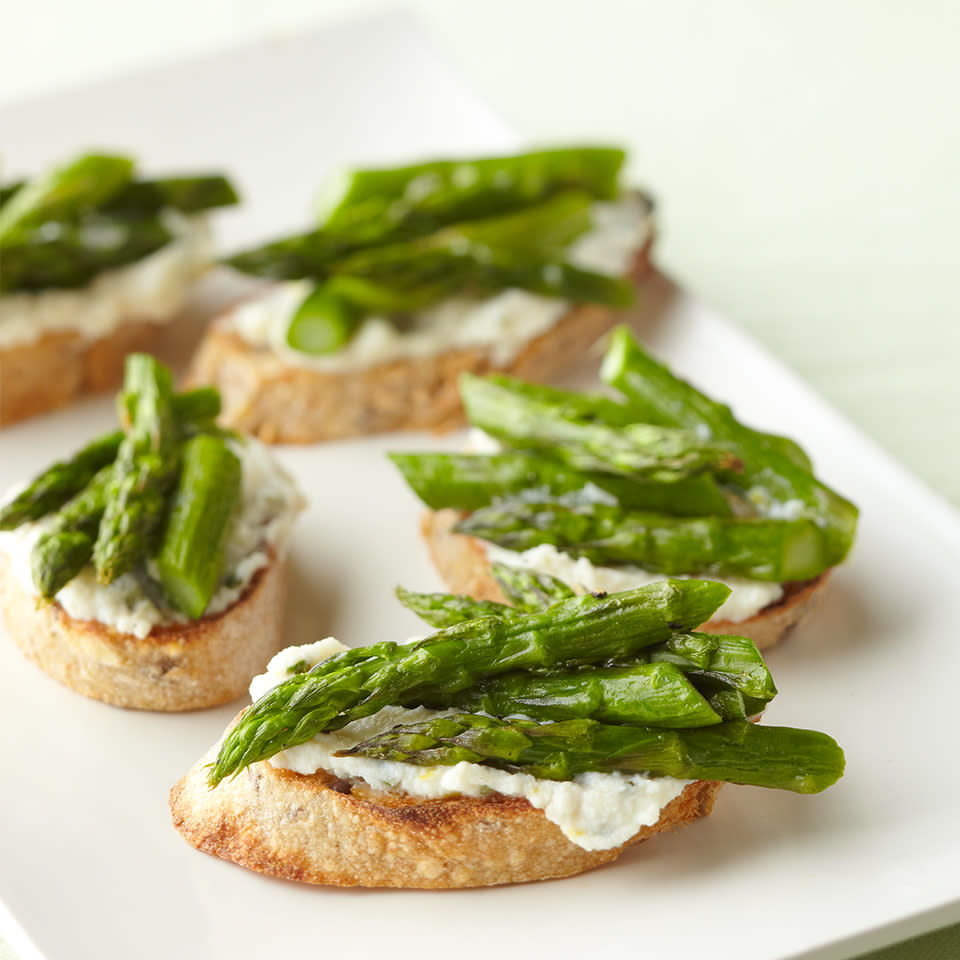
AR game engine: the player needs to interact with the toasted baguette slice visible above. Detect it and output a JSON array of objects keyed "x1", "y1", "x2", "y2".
[
  {"x1": 186, "y1": 245, "x2": 653, "y2": 444},
  {"x1": 422, "y1": 509, "x2": 828, "y2": 651},
  {"x1": 171, "y1": 732, "x2": 722, "y2": 888},
  {"x1": 0, "y1": 550, "x2": 287, "y2": 711},
  {"x1": 0, "y1": 214, "x2": 214, "y2": 426},
  {"x1": 0, "y1": 319, "x2": 167, "y2": 425}
]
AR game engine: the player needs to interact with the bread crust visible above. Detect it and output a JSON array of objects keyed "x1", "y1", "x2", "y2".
[
  {"x1": 186, "y1": 245, "x2": 653, "y2": 444},
  {"x1": 0, "y1": 551, "x2": 287, "y2": 711},
  {"x1": 421, "y1": 508, "x2": 829, "y2": 651},
  {"x1": 170, "y1": 734, "x2": 722, "y2": 888},
  {"x1": 0, "y1": 320, "x2": 166, "y2": 426}
]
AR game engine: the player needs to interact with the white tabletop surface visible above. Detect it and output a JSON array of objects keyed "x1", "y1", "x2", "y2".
[{"x1": 2, "y1": 0, "x2": 958, "y2": 508}]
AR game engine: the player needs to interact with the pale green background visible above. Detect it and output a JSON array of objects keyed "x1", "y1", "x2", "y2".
[{"x1": 1, "y1": 2, "x2": 957, "y2": 957}]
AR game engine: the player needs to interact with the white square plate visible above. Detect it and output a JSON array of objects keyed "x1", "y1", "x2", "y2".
[{"x1": 2, "y1": 13, "x2": 959, "y2": 960}]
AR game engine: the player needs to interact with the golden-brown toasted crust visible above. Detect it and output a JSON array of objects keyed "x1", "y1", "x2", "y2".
[
  {"x1": 0, "y1": 320, "x2": 166, "y2": 426},
  {"x1": 170, "y1": 734, "x2": 722, "y2": 888},
  {"x1": 186, "y1": 245, "x2": 653, "y2": 444},
  {"x1": 0, "y1": 551, "x2": 287, "y2": 711},
  {"x1": 421, "y1": 508, "x2": 829, "y2": 651}
]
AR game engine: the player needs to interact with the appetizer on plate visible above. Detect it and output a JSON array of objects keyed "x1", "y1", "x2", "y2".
[
  {"x1": 188, "y1": 146, "x2": 653, "y2": 442},
  {"x1": 392, "y1": 327, "x2": 858, "y2": 649},
  {"x1": 171, "y1": 578, "x2": 844, "y2": 888},
  {"x1": 0, "y1": 152, "x2": 238, "y2": 424},
  {"x1": 0, "y1": 354, "x2": 302, "y2": 710}
]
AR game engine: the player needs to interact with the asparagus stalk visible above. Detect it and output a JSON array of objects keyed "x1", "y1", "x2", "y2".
[
  {"x1": 15, "y1": 384, "x2": 228, "y2": 595},
  {"x1": 459, "y1": 375, "x2": 640, "y2": 427},
  {"x1": 694, "y1": 681, "x2": 769, "y2": 721},
  {"x1": 389, "y1": 451, "x2": 733, "y2": 516},
  {"x1": 208, "y1": 578, "x2": 730, "y2": 784},
  {"x1": 459, "y1": 374, "x2": 739, "y2": 482},
  {"x1": 338, "y1": 714, "x2": 845, "y2": 794},
  {"x1": 601, "y1": 327, "x2": 858, "y2": 564},
  {"x1": 119, "y1": 386, "x2": 223, "y2": 431},
  {"x1": 93, "y1": 354, "x2": 180, "y2": 584},
  {"x1": 224, "y1": 230, "x2": 350, "y2": 281},
  {"x1": 103, "y1": 175, "x2": 239, "y2": 215},
  {"x1": 316, "y1": 146, "x2": 625, "y2": 245},
  {"x1": 31, "y1": 466, "x2": 113, "y2": 598},
  {"x1": 456, "y1": 499, "x2": 829, "y2": 582},
  {"x1": 154, "y1": 435, "x2": 242, "y2": 618},
  {"x1": 414, "y1": 661, "x2": 722, "y2": 728},
  {"x1": 0, "y1": 431, "x2": 123, "y2": 531},
  {"x1": 394, "y1": 585, "x2": 512, "y2": 628},
  {"x1": 489, "y1": 562, "x2": 575, "y2": 611},
  {"x1": 284, "y1": 282, "x2": 366, "y2": 355},
  {"x1": 0, "y1": 214, "x2": 174, "y2": 293},
  {"x1": 599, "y1": 327, "x2": 812, "y2": 471},
  {"x1": 333, "y1": 239, "x2": 635, "y2": 308},
  {"x1": 648, "y1": 632, "x2": 777, "y2": 700},
  {"x1": 451, "y1": 188, "x2": 594, "y2": 258},
  {"x1": 0, "y1": 153, "x2": 134, "y2": 244}
]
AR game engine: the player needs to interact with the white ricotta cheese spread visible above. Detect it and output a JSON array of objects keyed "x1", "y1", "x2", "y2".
[
  {"x1": 485, "y1": 542, "x2": 783, "y2": 623},
  {"x1": 0, "y1": 437, "x2": 303, "y2": 638},
  {"x1": 225, "y1": 194, "x2": 653, "y2": 372},
  {"x1": 0, "y1": 213, "x2": 213, "y2": 349},
  {"x1": 250, "y1": 639, "x2": 689, "y2": 852}
]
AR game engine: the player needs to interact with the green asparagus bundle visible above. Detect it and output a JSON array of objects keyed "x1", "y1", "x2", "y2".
[
  {"x1": 315, "y1": 146, "x2": 625, "y2": 245},
  {"x1": 1, "y1": 215, "x2": 176, "y2": 294},
  {"x1": 395, "y1": 576, "x2": 777, "y2": 721},
  {"x1": 339, "y1": 714, "x2": 844, "y2": 794},
  {"x1": 226, "y1": 146, "x2": 641, "y2": 355},
  {"x1": 282, "y1": 193, "x2": 635, "y2": 355},
  {"x1": 0, "y1": 354, "x2": 245, "y2": 618},
  {"x1": 393, "y1": 326, "x2": 856, "y2": 587},
  {"x1": 212, "y1": 576, "x2": 840, "y2": 799},
  {"x1": 0, "y1": 152, "x2": 238, "y2": 293},
  {"x1": 0, "y1": 388, "x2": 221, "y2": 533},
  {"x1": 228, "y1": 162, "x2": 627, "y2": 281},
  {"x1": 601, "y1": 327, "x2": 858, "y2": 565},
  {"x1": 208, "y1": 578, "x2": 730, "y2": 784}
]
